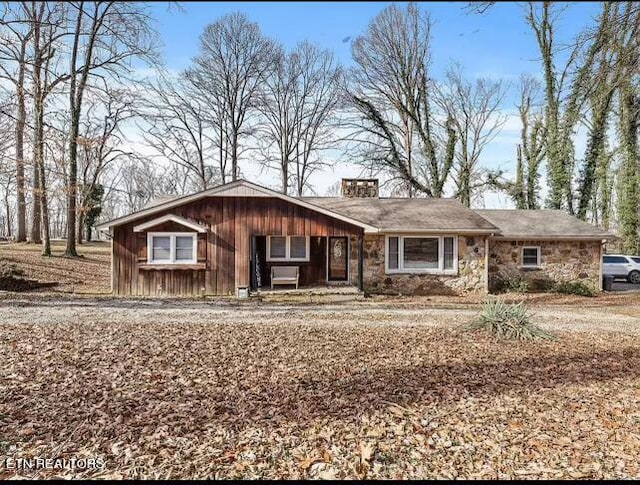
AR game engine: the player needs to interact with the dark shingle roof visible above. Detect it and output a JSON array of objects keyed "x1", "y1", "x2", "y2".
[
  {"x1": 477, "y1": 209, "x2": 614, "y2": 239},
  {"x1": 303, "y1": 197, "x2": 499, "y2": 233}
]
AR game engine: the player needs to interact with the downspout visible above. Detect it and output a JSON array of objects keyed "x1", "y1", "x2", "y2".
[
  {"x1": 109, "y1": 228, "x2": 115, "y2": 295},
  {"x1": 358, "y1": 234, "x2": 364, "y2": 292},
  {"x1": 599, "y1": 239, "x2": 605, "y2": 292}
]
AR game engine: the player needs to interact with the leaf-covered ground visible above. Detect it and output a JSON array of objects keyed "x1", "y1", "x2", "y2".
[
  {"x1": 1, "y1": 301, "x2": 639, "y2": 479},
  {"x1": 0, "y1": 241, "x2": 110, "y2": 294}
]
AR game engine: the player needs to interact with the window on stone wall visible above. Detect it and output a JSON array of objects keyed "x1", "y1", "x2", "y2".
[
  {"x1": 522, "y1": 246, "x2": 541, "y2": 267},
  {"x1": 403, "y1": 237, "x2": 439, "y2": 269},
  {"x1": 443, "y1": 237, "x2": 455, "y2": 270},
  {"x1": 385, "y1": 235, "x2": 458, "y2": 274},
  {"x1": 388, "y1": 236, "x2": 399, "y2": 270}
]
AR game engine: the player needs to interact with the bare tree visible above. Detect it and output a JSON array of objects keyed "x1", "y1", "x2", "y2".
[
  {"x1": 114, "y1": 157, "x2": 188, "y2": 214},
  {"x1": 258, "y1": 41, "x2": 342, "y2": 195},
  {"x1": 0, "y1": 2, "x2": 32, "y2": 242},
  {"x1": 616, "y1": 77, "x2": 640, "y2": 253},
  {"x1": 576, "y1": 2, "x2": 640, "y2": 220},
  {"x1": 64, "y1": 1, "x2": 158, "y2": 256},
  {"x1": 434, "y1": 64, "x2": 508, "y2": 206},
  {"x1": 0, "y1": 100, "x2": 14, "y2": 237},
  {"x1": 347, "y1": 3, "x2": 456, "y2": 198},
  {"x1": 475, "y1": 1, "x2": 640, "y2": 224},
  {"x1": 187, "y1": 12, "x2": 277, "y2": 182},
  {"x1": 77, "y1": 85, "x2": 136, "y2": 242},
  {"x1": 27, "y1": 2, "x2": 73, "y2": 255},
  {"x1": 510, "y1": 75, "x2": 546, "y2": 210},
  {"x1": 138, "y1": 72, "x2": 220, "y2": 191}
]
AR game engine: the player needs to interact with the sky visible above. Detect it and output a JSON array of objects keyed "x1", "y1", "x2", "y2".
[{"x1": 140, "y1": 1, "x2": 602, "y2": 207}]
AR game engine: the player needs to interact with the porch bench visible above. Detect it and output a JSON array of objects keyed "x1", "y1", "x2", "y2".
[{"x1": 271, "y1": 266, "x2": 299, "y2": 289}]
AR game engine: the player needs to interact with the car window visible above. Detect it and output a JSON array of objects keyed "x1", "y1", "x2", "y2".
[
  {"x1": 603, "y1": 256, "x2": 628, "y2": 264},
  {"x1": 632, "y1": 257, "x2": 640, "y2": 264}
]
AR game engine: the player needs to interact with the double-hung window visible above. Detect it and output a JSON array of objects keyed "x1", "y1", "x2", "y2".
[
  {"x1": 521, "y1": 246, "x2": 541, "y2": 267},
  {"x1": 147, "y1": 233, "x2": 197, "y2": 264},
  {"x1": 267, "y1": 236, "x2": 309, "y2": 262},
  {"x1": 386, "y1": 235, "x2": 457, "y2": 274}
]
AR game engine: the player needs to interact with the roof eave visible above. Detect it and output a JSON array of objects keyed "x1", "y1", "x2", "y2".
[
  {"x1": 376, "y1": 228, "x2": 498, "y2": 235},
  {"x1": 492, "y1": 234, "x2": 615, "y2": 241}
]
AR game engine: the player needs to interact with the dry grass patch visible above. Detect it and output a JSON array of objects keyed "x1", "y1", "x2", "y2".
[{"x1": 1, "y1": 311, "x2": 639, "y2": 479}]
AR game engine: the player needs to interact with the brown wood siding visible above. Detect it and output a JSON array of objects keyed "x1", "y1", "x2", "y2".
[{"x1": 111, "y1": 197, "x2": 363, "y2": 296}]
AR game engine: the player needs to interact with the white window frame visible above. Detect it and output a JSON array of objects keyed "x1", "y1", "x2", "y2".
[
  {"x1": 385, "y1": 235, "x2": 458, "y2": 275},
  {"x1": 147, "y1": 232, "x2": 198, "y2": 264},
  {"x1": 521, "y1": 246, "x2": 541, "y2": 268},
  {"x1": 266, "y1": 235, "x2": 310, "y2": 262}
]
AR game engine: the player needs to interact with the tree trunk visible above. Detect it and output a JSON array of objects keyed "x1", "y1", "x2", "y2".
[
  {"x1": 513, "y1": 145, "x2": 526, "y2": 209},
  {"x1": 32, "y1": 4, "x2": 50, "y2": 256},
  {"x1": 577, "y1": 92, "x2": 614, "y2": 220},
  {"x1": 30, "y1": 163, "x2": 41, "y2": 244},
  {"x1": 65, "y1": 1, "x2": 85, "y2": 257},
  {"x1": 14, "y1": 41, "x2": 28, "y2": 242},
  {"x1": 281, "y1": 156, "x2": 288, "y2": 194},
  {"x1": 4, "y1": 192, "x2": 11, "y2": 238},
  {"x1": 35, "y1": 125, "x2": 51, "y2": 257},
  {"x1": 77, "y1": 210, "x2": 84, "y2": 244},
  {"x1": 66, "y1": 114, "x2": 80, "y2": 255},
  {"x1": 66, "y1": 2, "x2": 110, "y2": 256},
  {"x1": 231, "y1": 130, "x2": 239, "y2": 181},
  {"x1": 618, "y1": 84, "x2": 640, "y2": 254}
]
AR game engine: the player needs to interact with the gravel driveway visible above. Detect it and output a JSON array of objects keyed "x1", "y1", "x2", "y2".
[
  {"x1": 612, "y1": 281, "x2": 640, "y2": 292},
  {"x1": 1, "y1": 296, "x2": 639, "y2": 334}
]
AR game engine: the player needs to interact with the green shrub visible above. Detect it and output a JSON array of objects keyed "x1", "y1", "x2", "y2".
[
  {"x1": 491, "y1": 275, "x2": 529, "y2": 294},
  {"x1": 554, "y1": 280, "x2": 595, "y2": 297},
  {"x1": 529, "y1": 277, "x2": 556, "y2": 292},
  {"x1": 464, "y1": 298, "x2": 556, "y2": 341},
  {"x1": 508, "y1": 276, "x2": 529, "y2": 294}
]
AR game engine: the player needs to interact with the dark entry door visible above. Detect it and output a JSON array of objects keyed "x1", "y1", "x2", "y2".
[{"x1": 328, "y1": 236, "x2": 348, "y2": 281}]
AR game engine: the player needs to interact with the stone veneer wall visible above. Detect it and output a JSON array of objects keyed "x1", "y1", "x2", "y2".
[
  {"x1": 487, "y1": 239, "x2": 602, "y2": 292},
  {"x1": 358, "y1": 234, "x2": 487, "y2": 295}
]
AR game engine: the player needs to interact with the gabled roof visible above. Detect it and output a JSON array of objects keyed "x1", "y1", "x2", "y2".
[
  {"x1": 303, "y1": 197, "x2": 500, "y2": 234},
  {"x1": 477, "y1": 209, "x2": 615, "y2": 240},
  {"x1": 133, "y1": 214, "x2": 208, "y2": 233},
  {"x1": 96, "y1": 179, "x2": 378, "y2": 232},
  {"x1": 96, "y1": 179, "x2": 615, "y2": 240}
]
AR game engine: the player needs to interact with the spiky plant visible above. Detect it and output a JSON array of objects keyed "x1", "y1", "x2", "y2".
[{"x1": 464, "y1": 298, "x2": 556, "y2": 341}]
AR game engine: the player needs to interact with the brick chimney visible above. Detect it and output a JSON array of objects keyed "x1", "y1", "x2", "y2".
[{"x1": 341, "y1": 178, "x2": 379, "y2": 198}]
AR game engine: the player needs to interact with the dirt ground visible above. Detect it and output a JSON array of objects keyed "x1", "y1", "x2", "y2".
[{"x1": 1, "y1": 298, "x2": 639, "y2": 479}]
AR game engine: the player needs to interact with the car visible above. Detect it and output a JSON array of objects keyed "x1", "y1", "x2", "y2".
[{"x1": 603, "y1": 254, "x2": 640, "y2": 284}]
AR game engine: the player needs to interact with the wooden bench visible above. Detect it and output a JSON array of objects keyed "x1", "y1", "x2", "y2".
[{"x1": 270, "y1": 266, "x2": 299, "y2": 289}]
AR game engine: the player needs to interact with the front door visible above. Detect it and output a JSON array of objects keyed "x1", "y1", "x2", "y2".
[{"x1": 328, "y1": 236, "x2": 348, "y2": 281}]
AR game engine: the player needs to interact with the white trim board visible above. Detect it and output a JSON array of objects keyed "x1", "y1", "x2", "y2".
[
  {"x1": 147, "y1": 232, "x2": 198, "y2": 264},
  {"x1": 133, "y1": 214, "x2": 208, "y2": 233}
]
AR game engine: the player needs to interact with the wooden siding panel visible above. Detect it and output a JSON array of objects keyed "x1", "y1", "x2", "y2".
[{"x1": 112, "y1": 196, "x2": 363, "y2": 296}]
